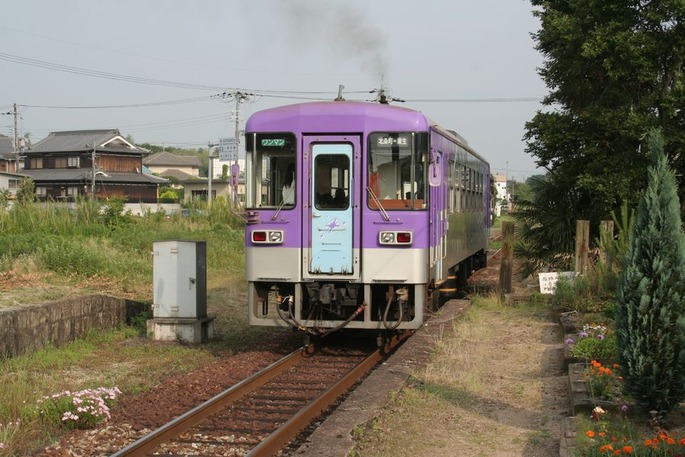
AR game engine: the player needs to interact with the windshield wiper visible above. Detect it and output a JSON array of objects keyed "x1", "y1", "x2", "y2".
[
  {"x1": 271, "y1": 187, "x2": 294, "y2": 221},
  {"x1": 367, "y1": 186, "x2": 390, "y2": 221}
]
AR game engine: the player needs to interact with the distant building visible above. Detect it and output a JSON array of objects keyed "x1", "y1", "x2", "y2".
[
  {"x1": 0, "y1": 170, "x2": 29, "y2": 199},
  {"x1": 22, "y1": 129, "x2": 167, "y2": 202},
  {"x1": 493, "y1": 173, "x2": 509, "y2": 216},
  {"x1": 143, "y1": 151, "x2": 202, "y2": 179},
  {"x1": 0, "y1": 136, "x2": 17, "y2": 172}
]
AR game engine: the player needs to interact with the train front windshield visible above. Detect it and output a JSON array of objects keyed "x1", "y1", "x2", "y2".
[
  {"x1": 368, "y1": 132, "x2": 428, "y2": 210},
  {"x1": 245, "y1": 133, "x2": 297, "y2": 209}
]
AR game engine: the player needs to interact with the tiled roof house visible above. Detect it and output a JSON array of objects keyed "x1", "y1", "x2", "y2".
[
  {"x1": 0, "y1": 136, "x2": 17, "y2": 172},
  {"x1": 143, "y1": 151, "x2": 202, "y2": 180},
  {"x1": 22, "y1": 129, "x2": 167, "y2": 202}
]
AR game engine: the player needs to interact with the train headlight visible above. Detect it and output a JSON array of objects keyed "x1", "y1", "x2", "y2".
[
  {"x1": 379, "y1": 231, "x2": 413, "y2": 245},
  {"x1": 252, "y1": 230, "x2": 284, "y2": 244},
  {"x1": 380, "y1": 232, "x2": 395, "y2": 244}
]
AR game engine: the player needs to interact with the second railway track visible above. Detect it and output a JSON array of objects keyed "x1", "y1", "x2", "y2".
[{"x1": 110, "y1": 332, "x2": 409, "y2": 457}]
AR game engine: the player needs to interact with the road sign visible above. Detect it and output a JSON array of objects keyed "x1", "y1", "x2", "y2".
[{"x1": 218, "y1": 137, "x2": 237, "y2": 161}]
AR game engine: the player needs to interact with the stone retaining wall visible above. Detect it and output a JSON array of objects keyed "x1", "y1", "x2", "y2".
[{"x1": 0, "y1": 295, "x2": 147, "y2": 358}]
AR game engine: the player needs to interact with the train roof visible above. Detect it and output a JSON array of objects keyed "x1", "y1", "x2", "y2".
[
  {"x1": 246, "y1": 100, "x2": 488, "y2": 165},
  {"x1": 246, "y1": 100, "x2": 431, "y2": 133}
]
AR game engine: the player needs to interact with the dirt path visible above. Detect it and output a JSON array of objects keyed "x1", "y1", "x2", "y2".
[
  {"x1": 352, "y1": 256, "x2": 569, "y2": 456},
  {"x1": 352, "y1": 304, "x2": 568, "y2": 456}
]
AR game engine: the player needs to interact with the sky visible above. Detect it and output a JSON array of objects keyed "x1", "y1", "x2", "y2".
[{"x1": 0, "y1": 0, "x2": 546, "y2": 181}]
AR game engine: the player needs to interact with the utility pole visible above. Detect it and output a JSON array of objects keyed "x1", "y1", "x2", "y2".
[
  {"x1": 207, "y1": 143, "x2": 216, "y2": 207},
  {"x1": 232, "y1": 91, "x2": 249, "y2": 208},
  {"x1": 214, "y1": 90, "x2": 250, "y2": 208},
  {"x1": 1, "y1": 103, "x2": 20, "y2": 172},
  {"x1": 91, "y1": 142, "x2": 97, "y2": 200},
  {"x1": 12, "y1": 103, "x2": 18, "y2": 173},
  {"x1": 233, "y1": 92, "x2": 245, "y2": 168}
]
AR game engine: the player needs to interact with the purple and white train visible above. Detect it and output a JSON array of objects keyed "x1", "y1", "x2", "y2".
[{"x1": 243, "y1": 100, "x2": 490, "y2": 337}]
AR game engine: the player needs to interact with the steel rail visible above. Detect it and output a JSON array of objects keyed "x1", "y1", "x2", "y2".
[
  {"x1": 109, "y1": 345, "x2": 310, "y2": 457},
  {"x1": 246, "y1": 331, "x2": 411, "y2": 457}
]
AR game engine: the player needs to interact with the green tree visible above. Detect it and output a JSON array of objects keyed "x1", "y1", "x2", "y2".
[
  {"x1": 15, "y1": 178, "x2": 35, "y2": 205},
  {"x1": 158, "y1": 189, "x2": 179, "y2": 203},
  {"x1": 0, "y1": 188, "x2": 10, "y2": 210},
  {"x1": 513, "y1": 171, "x2": 583, "y2": 277},
  {"x1": 526, "y1": 0, "x2": 685, "y2": 217},
  {"x1": 615, "y1": 130, "x2": 685, "y2": 413}
]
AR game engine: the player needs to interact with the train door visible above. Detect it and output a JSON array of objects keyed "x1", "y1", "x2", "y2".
[
  {"x1": 429, "y1": 149, "x2": 446, "y2": 281},
  {"x1": 303, "y1": 138, "x2": 359, "y2": 277}
]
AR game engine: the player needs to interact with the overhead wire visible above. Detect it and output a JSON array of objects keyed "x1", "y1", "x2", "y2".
[
  {"x1": 20, "y1": 96, "x2": 214, "y2": 109},
  {"x1": 119, "y1": 113, "x2": 230, "y2": 133},
  {"x1": 1, "y1": 51, "x2": 545, "y2": 146},
  {"x1": 405, "y1": 97, "x2": 543, "y2": 103},
  {"x1": 0, "y1": 52, "x2": 371, "y2": 97}
]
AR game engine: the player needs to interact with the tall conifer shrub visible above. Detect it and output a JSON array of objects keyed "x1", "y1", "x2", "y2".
[{"x1": 616, "y1": 130, "x2": 685, "y2": 412}]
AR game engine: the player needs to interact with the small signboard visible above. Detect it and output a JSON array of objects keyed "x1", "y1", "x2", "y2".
[
  {"x1": 218, "y1": 137, "x2": 237, "y2": 161},
  {"x1": 539, "y1": 271, "x2": 576, "y2": 294}
]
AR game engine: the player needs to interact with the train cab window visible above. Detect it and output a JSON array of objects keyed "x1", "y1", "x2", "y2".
[
  {"x1": 368, "y1": 132, "x2": 427, "y2": 210},
  {"x1": 245, "y1": 133, "x2": 296, "y2": 209}
]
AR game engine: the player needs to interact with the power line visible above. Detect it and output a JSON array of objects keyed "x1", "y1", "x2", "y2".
[
  {"x1": 0, "y1": 52, "x2": 227, "y2": 91},
  {"x1": 0, "y1": 52, "x2": 372, "y2": 97},
  {"x1": 406, "y1": 97, "x2": 543, "y2": 103},
  {"x1": 120, "y1": 113, "x2": 230, "y2": 133},
  {"x1": 1, "y1": 52, "x2": 542, "y2": 103},
  {"x1": 20, "y1": 96, "x2": 213, "y2": 109}
]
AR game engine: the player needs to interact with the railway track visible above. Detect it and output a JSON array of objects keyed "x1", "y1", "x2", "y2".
[{"x1": 109, "y1": 333, "x2": 409, "y2": 456}]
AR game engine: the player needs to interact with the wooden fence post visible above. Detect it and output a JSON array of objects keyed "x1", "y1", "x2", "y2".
[
  {"x1": 499, "y1": 221, "x2": 515, "y2": 294},
  {"x1": 598, "y1": 220, "x2": 614, "y2": 264},
  {"x1": 575, "y1": 220, "x2": 590, "y2": 275}
]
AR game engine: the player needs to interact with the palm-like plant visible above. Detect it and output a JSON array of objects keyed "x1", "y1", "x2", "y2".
[{"x1": 513, "y1": 171, "x2": 588, "y2": 278}]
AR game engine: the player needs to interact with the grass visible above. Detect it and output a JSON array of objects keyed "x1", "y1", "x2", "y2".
[
  {"x1": 0, "y1": 198, "x2": 282, "y2": 455},
  {"x1": 0, "y1": 197, "x2": 245, "y2": 307},
  {"x1": 351, "y1": 293, "x2": 563, "y2": 456},
  {"x1": 0, "y1": 326, "x2": 218, "y2": 454}
]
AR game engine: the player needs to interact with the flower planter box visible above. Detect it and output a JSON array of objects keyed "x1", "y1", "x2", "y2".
[
  {"x1": 563, "y1": 335, "x2": 582, "y2": 372},
  {"x1": 559, "y1": 311, "x2": 580, "y2": 334},
  {"x1": 559, "y1": 416, "x2": 577, "y2": 457},
  {"x1": 567, "y1": 362, "x2": 634, "y2": 415}
]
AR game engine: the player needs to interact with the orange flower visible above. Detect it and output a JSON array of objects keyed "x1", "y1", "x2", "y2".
[
  {"x1": 622, "y1": 445, "x2": 633, "y2": 454},
  {"x1": 598, "y1": 432, "x2": 606, "y2": 437},
  {"x1": 613, "y1": 363, "x2": 620, "y2": 369},
  {"x1": 667, "y1": 437, "x2": 675, "y2": 445},
  {"x1": 679, "y1": 438, "x2": 685, "y2": 445},
  {"x1": 586, "y1": 430, "x2": 596, "y2": 438},
  {"x1": 645, "y1": 439, "x2": 653, "y2": 446}
]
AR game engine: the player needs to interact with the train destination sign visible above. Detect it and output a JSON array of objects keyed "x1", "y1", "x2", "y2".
[
  {"x1": 261, "y1": 138, "x2": 286, "y2": 147},
  {"x1": 374, "y1": 134, "x2": 410, "y2": 148}
]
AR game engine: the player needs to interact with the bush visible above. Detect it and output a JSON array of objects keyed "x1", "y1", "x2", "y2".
[
  {"x1": 37, "y1": 238, "x2": 109, "y2": 277},
  {"x1": 616, "y1": 130, "x2": 685, "y2": 412},
  {"x1": 37, "y1": 387, "x2": 121, "y2": 430},
  {"x1": 158, "y1": 190, "x2": 179, "y2": 203},
  {"x1": 569, "y1": 330, "x2": 617, "y2": 361}
]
